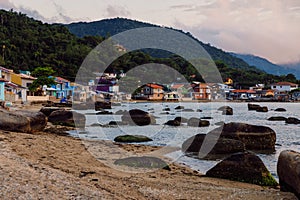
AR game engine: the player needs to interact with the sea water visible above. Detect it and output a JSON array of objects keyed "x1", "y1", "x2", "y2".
[{"x1": 69, "y1": 102, "x2": 300, "y2": 179}]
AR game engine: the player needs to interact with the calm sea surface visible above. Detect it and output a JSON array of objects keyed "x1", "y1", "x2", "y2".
[{"x1": 70, "y1": 102, "x2": 300, "y2": 179}]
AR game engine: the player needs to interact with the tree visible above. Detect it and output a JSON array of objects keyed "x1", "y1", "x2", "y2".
[{"x1": 29, "y1": 67, "x2": 56, "y2": 92}]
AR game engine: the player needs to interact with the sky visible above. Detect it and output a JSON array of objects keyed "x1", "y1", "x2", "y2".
[{"x1": 1, "y1": 0, "x2": 300, "y2": 64}]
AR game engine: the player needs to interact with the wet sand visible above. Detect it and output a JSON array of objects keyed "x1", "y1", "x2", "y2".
[{"x1": 0, "y1": 128, "x2": 297, "y2": 199}]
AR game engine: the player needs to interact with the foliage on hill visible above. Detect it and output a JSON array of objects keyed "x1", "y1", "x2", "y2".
[
  {"x1": 0, "y1": 9, "x2": 104, "y2": 81},
  {"x1": 0, "y1": 10, "x2": 298, "y2": 87}
]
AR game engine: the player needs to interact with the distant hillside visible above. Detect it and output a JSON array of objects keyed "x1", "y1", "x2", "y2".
[
  {"x1": 231, "y1": 53, "x2": 300, "y2": 79},
  {"x1": 0, "y1": 9, "x2": 105, "y2": 81},
  {"x1": 66, "y1": 18, "x2": 258, "y2": 72}
]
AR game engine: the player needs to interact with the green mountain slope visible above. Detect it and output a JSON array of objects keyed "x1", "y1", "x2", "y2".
[
  {"x1": 67, "y1": 18, "x2": 255, "y2": 72},
  {"x1": 0, "y1": 9, "x2": 104, "y2": 81},
  {"x1": 231, "y1": 53, "x2": 300, "y2": 79},
  {"x1": 0, "y1": 10, "x2": 296, "y2": 87}
]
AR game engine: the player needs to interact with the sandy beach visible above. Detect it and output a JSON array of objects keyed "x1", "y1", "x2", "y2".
[{"x1": 0, "y1": 124, "x2": 297, "y2": 199}]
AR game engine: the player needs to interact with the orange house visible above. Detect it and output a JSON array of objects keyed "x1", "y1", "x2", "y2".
[{"x1": 192, "y1": 82, "x2": 211, "y2": 100}]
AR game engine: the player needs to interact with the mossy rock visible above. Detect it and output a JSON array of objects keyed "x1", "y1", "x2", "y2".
[
  {"x1": 206, "y1": 151, "x2": 278, "y2": 186},
  {"x1": 114, "y1": 156, "x2": 170, "y2": 170},
  {"x1": 114, "y1": 135, "x2": 153, "y2": 143}
]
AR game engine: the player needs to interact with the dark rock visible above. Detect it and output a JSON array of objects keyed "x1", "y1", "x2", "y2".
[
  {"x1": 187, "y1": 118, "x2": 210, "y2": 127},
  {"x1": 277, "y1": 150, "x2": 300, "y2": 199},
  {"x1": 182, "y1": 134, "x2": 245, "y2": 159},
  {"x1": 201, "y1": 117, "x2": 213, "y2": 120},
  {"x1": 164, "y1": 120, "x2": 181, "y2": 126},
  {"x1": 108, "y1": 121, "x2": 128, "y2": 126},
  {"x1": 115, "y1": 110, "x2": 128, "y2": 115},
  {"x1": 274, "y1": 108, "x2": 286, "y2": 112},
  {"x1": 95, "y1": 101, "x2": 111, "y2": 110},
  {"x1": 90, "y1": 123, "x2": 103, "y2": 127},
  {"x1": 206, "y1": 152, "x2": 278, "y2": 186},
  {"x1": 217, "y1": 106, "x2": 231, "y2": 111},
  {"x1": 196, "y1": 109, "x2": 203, "y2": 112},
  {"x1": 209, "y1": 122, "x2": 276, "y2": 151},
  {"x1": 40, "y1": 107, "x2": 61, "y2": 117},
  {"x1": 0, "y1": 110, "x2": 47, "y2": 133},
  {"x1": 111, "y1": 102, "x2": 121, "y2": 106},
  {"x1": 174, "y1": 117, "x2": 188, "y2": 123},
  {"x1": 248, "y1": 103, "x2": 261, "y2": 111},
  {"x1": 114, "y1": 156, "x2": 170, "y2": 170},
  {"x1": 163, "y1": 107, "x2": 171, "y2": 111},
  {"x1": 182, "y1": 109, "x2": 194, "y2": 112},
  {"x1": 160, "y1": 112, "x2": 170, "y2": 115},
  {"x1": 267, "y1": 116, "x2": 287, "y2": 121},
  {"x1": 256, "y1": 106, "x2": 268, "y2": 112},
  {"x1": 114, "y1": 135, "x2": 153, "y2": 143},
  {"x1": 121, "y1": 109, "x2": 156, "y2": 126},
  {"x1": 175, "y1": 106, "x2": 184, "y2": 110},
  {"x1": 48, "y1": 110, "x2": 86, "y2": 128},
  {"x1": 215, "y1": 121, "x2": 225, "y2": 126},
  {"x1": 222, "y1": 107, "x2": 233, "y2": 115},
  {"x1": 285, "y1": 117, "x2": 300, "y2": 124}
]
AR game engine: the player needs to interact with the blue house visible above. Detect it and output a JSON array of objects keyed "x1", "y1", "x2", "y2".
[
  {"x1": 47, "y1": 76, "x2": 74, "y2": 99},
  {"x1": 0, "y1": 70, "x2": 9, "y2": 101}
]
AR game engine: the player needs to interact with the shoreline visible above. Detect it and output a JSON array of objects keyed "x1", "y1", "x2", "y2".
[{"x1": 0, "y1": 129, "x2": 297, "y2": 199}]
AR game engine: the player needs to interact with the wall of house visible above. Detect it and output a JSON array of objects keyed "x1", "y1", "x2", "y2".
[
  {"x1": 5, "y1": 91, "x2": 18, "y2": 102},
  {"x1": 27, "y1": 95, "x2": 49, "y2": 102},
  {"x1": 22, "y1": 79, "x2": 33, "y2": 88},
  {"x1": 0, "y1": 82, "x2": 5, "y2": 101},
  {"x1": 11, "y1": 74, "x2": 22, "y2": 86}
]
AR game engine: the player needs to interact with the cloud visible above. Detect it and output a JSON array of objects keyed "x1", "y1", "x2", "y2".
[
  {"x1": 50, "y1": 0, "x2": 75, "y2": 23},
  {"x1": 0, "y1": 0, "x2": 14, "y2": 10},
  {"x1": 105, "y1": 5, "x2": 131, "y2": 18},
  {"x1": 169, "y1": 0, "x2": 300, "y2": 64}
]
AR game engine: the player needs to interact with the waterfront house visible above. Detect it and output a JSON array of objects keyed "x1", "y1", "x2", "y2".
[
  {"x1": 230, "y1": 89, "x2": 257, "y2": 100},
  {"x1": 191, "y1": 82, "x2": 211, "y2": 100},
  {"x1": 133, "y1": 83, "x2": 165, "y2": 101},
  {"x1": 0, "y1": 66, "x2": 13, "y2": 81},
  {"x1": 0, "y1": 70, "x2": 8, "y2": 101},
  {"x1": 48, "y1": 76, "x2": 74, "y2": 99},
  {"x1": 93, "y1": 74, "x2": 119, "y2": 94},
  {"x1": 270, "y1": 82, "x2": 298, "y2": 92}
]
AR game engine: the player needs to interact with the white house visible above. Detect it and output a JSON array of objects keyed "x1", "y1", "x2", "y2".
[{"x1": 270, "y1": 82, "x2": 298, "y2": 92}]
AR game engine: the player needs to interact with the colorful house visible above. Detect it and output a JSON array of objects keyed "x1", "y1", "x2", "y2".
[
  {"x1": 48, "y1": 76, "x2": 74, "y2": 99},
  {"x1": 270, "y1": 82, "x2": 298, "y2": 92},
  {"x1": 0, "y1": 69, "x2": 8, "y2": 101},
  {"x1": 191, "y1": 82, "x2": 211, "y2": 100},
  {"x1": 133, "y1": 83, "x2": 165, "y2": 101}
]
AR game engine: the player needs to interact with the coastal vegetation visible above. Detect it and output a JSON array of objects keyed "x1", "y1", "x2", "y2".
[{"x1": 0, "y1": 9, "x2": 299, "y2": 88}]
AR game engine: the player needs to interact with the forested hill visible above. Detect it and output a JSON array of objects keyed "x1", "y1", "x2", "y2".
[
  {"x1": 67, "y1": 18, "x2": 255, "y2": 71},
  {"x1": 0, "y1": 9, "x2": 297, "y2": 86},
  {"x1": 0, "y1": 9, "x2": 105, "y2": 80}
]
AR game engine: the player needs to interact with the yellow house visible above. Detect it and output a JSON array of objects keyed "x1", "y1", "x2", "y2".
[{"x1": 11, "y1": 73, "x2": 36, "y2": 88}]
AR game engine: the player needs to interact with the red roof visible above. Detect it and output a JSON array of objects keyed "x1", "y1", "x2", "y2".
[
  {"x1": 232, "y1": 89, "x2": 256, "y2": 93},
  {"x1": 19, "y1": 73, "x2": 36, "y2": 80},
  {"x1": 146, "y1": 83, "x2": 163, "y2": 89},
  {"x1": 55, "y1": 76, "x2": 70, "y2": 83},
  {"x1": 171, "y1": 84, "x2": 184, "y2": 89},
  {"x1": 0, "y1": 78, "x2": 8, "y2": 82},
  {"x1": 272, "y1": 82, "x2": 298, "y2": 87}
]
